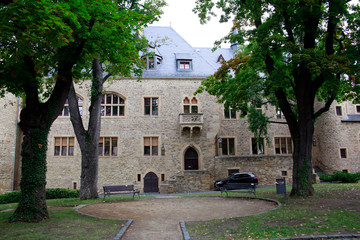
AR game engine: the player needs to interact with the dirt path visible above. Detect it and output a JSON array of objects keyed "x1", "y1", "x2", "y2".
[{"x1": 78, "y1": 196, "x2": 278, "y2": 240}]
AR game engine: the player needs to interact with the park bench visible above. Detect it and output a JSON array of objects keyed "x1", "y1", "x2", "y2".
[
  {"x1": 220, "y1": 182, "x2": 256, "y2": 197},
  {"x1": 103, "y1": 185, "x2": 140, "y2": 200}
]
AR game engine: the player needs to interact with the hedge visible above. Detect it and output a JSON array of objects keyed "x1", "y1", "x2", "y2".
[
  {"x1": 319, "y1": 171, "x2": 360, "y2": 183},
  {"x1": 0, "y1": 188, "x2": 79, "y2": 204}
]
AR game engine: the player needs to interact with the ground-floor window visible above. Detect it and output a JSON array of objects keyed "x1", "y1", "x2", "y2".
[
  {"x1": 222, "y1": 138, "x2": 235, "y2": 155},
  {"x1": 54, "y1": 137, "x2": 74, "y2": 156},
  {"x1": 99, "y1": 137, "x2": 118, "y2": 156},
  {"x1": 252, "y1": 138, "x2": 264, "y2": 155},
  {"x1": 274, "y1": 137, "x2": 292, "y2": 154},
  {"x1": 144, "y1": 137, "x2": 158, "y2": 156}
]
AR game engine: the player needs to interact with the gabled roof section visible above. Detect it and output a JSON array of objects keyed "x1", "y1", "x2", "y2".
[
  {"x1": 142, "y1": 26, "x2": 234, "y2": 79},
  {"x1": 341, "y1": 114, "x2": 360, "y2": 122}
]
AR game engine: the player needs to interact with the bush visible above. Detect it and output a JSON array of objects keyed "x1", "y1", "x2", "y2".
[
  {"x1": 0, "y1": 190, "x2": 21, "y2": 204},
  {"x1": 319, "y1": 171, "x2": 360, "y2": 183},
  {"x1": 0, "y1": 188, "x2": 79, "y2": 204},
  {"x1": 46, "y1": 188, "x2": 79, "y2": 200}
]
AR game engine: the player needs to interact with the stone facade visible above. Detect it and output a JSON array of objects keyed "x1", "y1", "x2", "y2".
[
  {"x1": 0, "y1": 26, "x2": 359, "y2": 194},
  {"x1": 313, "y1": 101, "x2": 360, "y2": 174},
  {"x1": 0, "y1": 94, "x2": 21, "y2": 193}
]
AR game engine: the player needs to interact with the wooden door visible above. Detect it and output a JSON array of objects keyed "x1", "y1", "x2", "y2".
[
  {"x1": 184, "y1": 147, "x2": 198, "y2": 170},
  {"x1": 143, "y1": 172, "x2": 159, "y2": 193}
]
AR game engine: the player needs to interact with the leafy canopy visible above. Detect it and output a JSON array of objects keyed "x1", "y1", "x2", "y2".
[
  {"x1": 0, "y1": 0, "x2": 166, "y2": 98},
  {"x1": 195, "y1": 0, "x2": 360, "y2": 138}
]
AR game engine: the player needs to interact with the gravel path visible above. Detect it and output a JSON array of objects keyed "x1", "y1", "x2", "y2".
[{"x1": 78, "y1": 196, "x2": 278, "y2": 240}]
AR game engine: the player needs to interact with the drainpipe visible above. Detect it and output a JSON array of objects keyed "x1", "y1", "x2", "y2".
[{"x1": 12, "y1": 96, "x2": 20, "y2": 191}]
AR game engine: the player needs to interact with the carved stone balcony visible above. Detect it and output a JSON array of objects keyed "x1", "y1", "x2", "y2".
[{"x1": 179, "y1": 113, "x2": 203, "y2": 136}]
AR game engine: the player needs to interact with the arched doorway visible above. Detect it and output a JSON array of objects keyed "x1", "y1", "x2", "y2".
[
  {"x1": 143, "y1": 172, "x2": 159, "y2": 193},
  {"x1": 184, "y1": 147, "x2": 199, "y2": 170}
]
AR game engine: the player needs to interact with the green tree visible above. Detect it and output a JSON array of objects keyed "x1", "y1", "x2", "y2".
[
  {"x1": 0, "y1": 0, "x2": 163, "y2": 222},
  {"x1": 194, "y1": 0, "x2": 360, "y2": 197},
  {"x1": 67, "y1": 0, "x2": 164, "y2": 200}
]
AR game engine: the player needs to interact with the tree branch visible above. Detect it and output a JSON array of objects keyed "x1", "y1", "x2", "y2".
[
  {"x1": 68, "y1": 82, "x2": 86, "y2": 150},
  {"x1": 313, "y1": 96, "x2": 336, "y2": 119}
]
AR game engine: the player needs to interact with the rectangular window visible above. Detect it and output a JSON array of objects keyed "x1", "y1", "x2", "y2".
[
  {"x1": 161, "y1": 174, "x2": 165, "y2": 182},
  {"x1": 98, "y1": 137, "x2": 118, "y2": 156},
  {"x1": 144, "y1": 97, "x2": 158, "y2": 116},
  {"x1": 222, "y1": 138, "x2": 235, "y2": 155},
  {"x1": 179, "y1": 61, "x2": 191, "y2": 70},
  {"x1": 224, "y1": 108, "x2": 236, "y2": 119},
  {"x1": 144, "y1": 137, "x2": 159, "y2": 156},
  {"x1": 251, "y1": 138, "x2": 264, "y2": 155},
  {"x1": 340, "y1": 148, "x2": 347, "y2": 158},
  {"x1": 275, "y1": 137, "x2": 292, "y2": 154},
  {"x1": 148, "y1": 57, "x2": 155, "y2": 70},
  {"x1": 336, "y1": 106, "x2": 342, "y2": 116},
  {"x1": 54, "y1": 137, "x2": 74, "y2": 156},
  {"x1": 356, "y1": 105, "x2": 360, "y2": 113},
  {"x1": 276, "y1": 107, "x2": 285, "y2": 119},
  {"x1": 137, "y1": 174, "x2": 141, "y2": 182}
]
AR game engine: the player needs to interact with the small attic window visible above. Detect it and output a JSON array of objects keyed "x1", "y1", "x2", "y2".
[
  {"x1": 178, "y1": 60, "x2": 191, "y2": 71},
  {"x1": 217, "y1": 54, "x2": 225, "y2": 63},
  {"x1": 142, "y1": 55, "x2": 162, "y2": 70},
  {"x1": 175, "y1": 53, "x2": 193, "y2": 72}
]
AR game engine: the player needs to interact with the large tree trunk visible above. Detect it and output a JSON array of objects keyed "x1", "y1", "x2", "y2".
[
  {"x1": 68, "y1": 59, "x2": 103, "y2": 200},
  {"x1": 290, "y1": 120, "x2": 315, "y2": 197},
  {"x1": 11, "y1": 127, "x2": 50, "y2": 222},
  {"x1": 10, "y1": 56, "x2": 74, "y2": 222},
  {"x1": 288, "y1": 64, "x2": 316, "y2": 197}
]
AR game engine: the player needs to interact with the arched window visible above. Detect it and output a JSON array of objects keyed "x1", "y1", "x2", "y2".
[
  {"x1": 59, "y1": 96, "x2": 83, "y2": 116},
  {"x1": 101, "y1": 93, "x2": 125, "y2": 116},
  {"x1": 183, "y1": 97, "x2": 198, "y2": 113}
]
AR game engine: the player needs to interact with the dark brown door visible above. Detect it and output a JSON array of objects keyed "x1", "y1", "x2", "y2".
[
  {"x1": 143, "y1": 172, "x2": 159, "y2": 193},
  {"x1": 184, "y1": 147, "x2": 198, "y2": 170}
]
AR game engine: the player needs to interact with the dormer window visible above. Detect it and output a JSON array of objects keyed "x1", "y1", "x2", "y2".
[
  {"x1": 176, "y1": 53, "x2": 193, "y2": 72},
  {"x1": 217, "y1": 54, "x2": 225, "y2": 63},
  {"x1": 142, "y1": 43, "x2": 163, "y2": 70},
  {"x1": 177, "y1": 60, "x2": 192, "y2": 71},
  {"x1": 143, "y1": 56, "x2": 162, "y2": 70},
  {"x1": 179, "y1": 61, "x2": 191, "y2": 70}
]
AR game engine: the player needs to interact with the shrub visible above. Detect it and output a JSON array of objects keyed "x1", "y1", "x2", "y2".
[
  {"x1": 0, "y1": 190, "x2": 21, "y2": 204},
  {"x1": 46, "y1": 188, "x2": 79, "y2": 200},
  {"x1": 319, "y1": 171, "x2": 360, "y2": 183},
  {"x1": 0, "y1": 188, "x2": 79, "y2": 204}
]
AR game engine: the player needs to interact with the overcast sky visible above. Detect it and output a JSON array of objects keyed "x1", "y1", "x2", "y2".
[{"x1": 150, "y1": 0, "x2": 233, "y2": 48}]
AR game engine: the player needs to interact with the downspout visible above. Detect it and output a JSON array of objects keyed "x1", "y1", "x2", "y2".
[{"x1": 12, "y1": 96, "x2": 20, "y2": 191}]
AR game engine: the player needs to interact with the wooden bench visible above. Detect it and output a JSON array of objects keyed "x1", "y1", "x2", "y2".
[
  {"x1": 220, "y1": 183, "x2": 256, "y2": 197},
  {"x1": 103, "y1": 185, "x2": 140, "y2": 200}
]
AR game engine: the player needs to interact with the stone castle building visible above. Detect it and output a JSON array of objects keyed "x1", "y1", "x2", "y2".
[{"x1": 0, "y1": 26, "x2": 359, "y2": 194}]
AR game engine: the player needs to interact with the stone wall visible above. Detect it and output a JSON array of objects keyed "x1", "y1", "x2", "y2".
[
  {"x1": 46, "y1": 78, "x2": 221, "y2": 192},
  {"x1": 313, "y1": 101, "x2": 360, "y2": 174},
  {"x1": 167, "y1": 170, "x2": 212, "y2": 193},
  {"x1": 213, "y1": 155, "x2": 293, "y2": 186},
  {"x1": 0, "y1": 94, "x2": 20, "y2": 193}
]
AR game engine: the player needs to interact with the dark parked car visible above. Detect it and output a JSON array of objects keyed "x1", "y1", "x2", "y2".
[{"x1": 214, "y1": 172, "x2": 259, "y2": 190}]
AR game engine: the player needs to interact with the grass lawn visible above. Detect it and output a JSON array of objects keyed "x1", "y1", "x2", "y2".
[
  {"x1": 185, "y1": 183, "x2": 360, "y2": 240},
  {"x1": 0, "y1": 196, "x2": 139, "y2": 240}
]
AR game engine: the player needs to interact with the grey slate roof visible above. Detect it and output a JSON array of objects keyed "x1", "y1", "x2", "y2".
[
  {"x1": 142, "y1": 26, "x2": 234, "y2": 79},
  {"x1": 341, "y1": 114, "x2": 360, "y2": 122}
]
